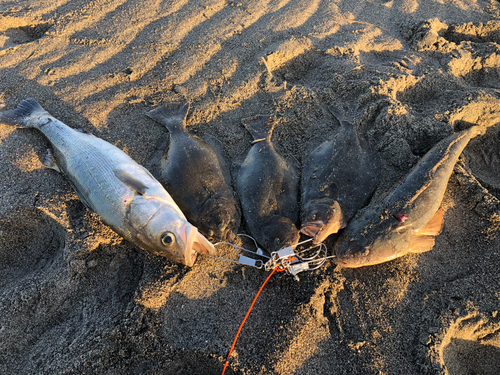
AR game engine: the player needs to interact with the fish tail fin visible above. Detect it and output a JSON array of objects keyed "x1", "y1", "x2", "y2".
[
  {"x1": 327, "y1": 105, "x2": 352, "y2": 128},
  {"x1": 0, "y1": 98, "x2": 49, "y2": 128},
  {"x1": 146, "y1": 101, "x2": 189, "y2": 133},
  {"x1": 242, "y1": 115, "x2": 273, "y2": 142}
]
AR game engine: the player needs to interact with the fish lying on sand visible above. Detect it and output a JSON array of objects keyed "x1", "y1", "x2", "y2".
[
  {"x1": 146, "y1": 102, "x2": 240, "y2": 242},
  {"x1": 236, "y1": 115, "x2": 300, "y2": 253},
  {"x1": 0, "y1": 99, "x2": 214, "y2": 266},
  {"x1": 301, "y1": 106, "x2": 380, "y2": 244},
  {"x1": 334, "y1": 126, "x2": 479, "y2": 268}
]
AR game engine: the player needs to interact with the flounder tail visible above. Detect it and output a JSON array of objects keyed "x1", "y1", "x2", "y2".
[
  {"x1": 327, "y1": 105, "x2": 353, "y2": 129},
  {"x1": 242, "y1": 115, "x2": 273, "y2": 143},
  {"x1": 0, "y1": 98, "x2": 49, "y2": 128},
  {"x1": 146, "y1": 101, "x2": 189, "y2": 134}
]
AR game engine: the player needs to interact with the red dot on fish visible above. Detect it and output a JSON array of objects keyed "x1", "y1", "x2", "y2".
[{"x1": 393, "y1": 213, "x2": 408, "y2": 223}]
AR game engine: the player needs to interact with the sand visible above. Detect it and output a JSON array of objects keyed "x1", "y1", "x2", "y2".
[{"x1": 1, "y1": 0, "x2": 500, "y2": 374}]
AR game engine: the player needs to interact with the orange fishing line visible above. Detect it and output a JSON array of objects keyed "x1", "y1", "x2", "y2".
[{"x1": 222, "y1": 266, "x2": 281, "y2": 375}]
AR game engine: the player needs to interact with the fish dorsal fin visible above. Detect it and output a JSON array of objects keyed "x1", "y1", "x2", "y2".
[
  {"x1": 242, "y1": 115, "x2": 273, "y2": 142},
  {"x1": 408, "y1": 234, "x2": 436, "y2": 253},
  {"x1": 114, "y1": 170, "x2": 149, "y2": 195},
  {"x1": 202, "y1": 134, "x2": 233, "y2": 187},
  {"x1": 417, "y1": 207, "x2": 445, "y2": 237},
  {"x1": 146, "y1": 102, "x2": 189, "y2": 134}
]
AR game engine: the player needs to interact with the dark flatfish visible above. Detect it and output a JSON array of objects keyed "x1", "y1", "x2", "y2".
[
  {"x1": 334, "y1": 127, "x2": 479, "y2": 268},
  {"x1": 236, "y1": 115, "x2": 300, "y2": 253},
  {"x1": 146, "y1": 102, "x2": 240, "y2": 242},
  {"x1": 301, "y1": 107, "x2": 381, "y2": 244}
]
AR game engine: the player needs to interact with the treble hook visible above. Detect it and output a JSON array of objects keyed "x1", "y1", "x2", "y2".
[
  {"x1": 264, "y1": 239, "x2": 330, "y2": 280},
  {"x1": 206, "y1": 233, "x2": 333, "y2": 278}
]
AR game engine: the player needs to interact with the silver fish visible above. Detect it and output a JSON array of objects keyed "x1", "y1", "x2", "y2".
[
  {"x1": 236, "y1": 115, "x2": 300, "y2": 253},
  {"x1": 301, "y1": 107, "x2": 380, "y2": 244},
  {"x1": 146, "y1": 102, "x2": 240, "y2": 242},
  {"x1": 334, "y1": 127, "x2": 478, "y2": 268},
  {"x1": 0, "y1": 99, "x2": 214, "y2": 266}
]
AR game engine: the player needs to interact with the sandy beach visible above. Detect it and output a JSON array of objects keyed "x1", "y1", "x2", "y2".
[{"x1": 2, "y1": 0, "x2": 500, "y2": 374}]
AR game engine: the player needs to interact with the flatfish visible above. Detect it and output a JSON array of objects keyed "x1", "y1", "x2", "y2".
[
  {"x1": 236, "y1": 115, "x2": 300, "y2": 253},
  {"x1": 146, "y1": 102, "x2": 240, "y2": 242},
  {"x1": 301, "y1": 107, "x2": 380, "y2": 244},
  {"x1": 334, "y1": 127, "x2": 479, "y2": 267}
]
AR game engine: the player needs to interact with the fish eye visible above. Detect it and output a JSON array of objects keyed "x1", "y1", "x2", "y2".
[{"x1": 161, "y1": 232, "x2": 176, "y2": 246}]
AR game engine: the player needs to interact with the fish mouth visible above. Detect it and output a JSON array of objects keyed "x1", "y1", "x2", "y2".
[
  {"x1": 302, "y1": 217, "x2": 344, "y2": 244},
  {"x1": 300, "y1": 221, "x2": 324, "y2": 237},
  {"x1": 301, "y1": 220, "x2": 338, "y2": 244},
  {"x1": 333, "y1": 258, "x2": 348, "y2": 266},
  {"x1": 179, "y1": 222, "x2": 216, "y2": 266}
]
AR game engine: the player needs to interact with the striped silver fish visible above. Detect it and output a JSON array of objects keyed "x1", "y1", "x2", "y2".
[{"x1": 0, "y1": 99, "x2": 214, "y2": 266}]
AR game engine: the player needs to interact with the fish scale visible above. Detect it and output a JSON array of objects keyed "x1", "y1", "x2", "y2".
[{"x1": 41, "y1": 121, "x2": 136, "y2": 236}]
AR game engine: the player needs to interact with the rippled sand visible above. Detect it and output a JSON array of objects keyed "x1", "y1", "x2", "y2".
[{"x1": 2, "y1": 1, "x2": 500, "y2": 374}]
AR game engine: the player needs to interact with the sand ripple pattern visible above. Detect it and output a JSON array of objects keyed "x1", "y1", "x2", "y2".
[{"x1": 1, "y1": 0, "x2": 500, "y2": 374}]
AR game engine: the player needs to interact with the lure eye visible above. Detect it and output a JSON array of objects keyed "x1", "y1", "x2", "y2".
[{"x1": 161, "y1": 232, "x2": 176, "y2": 246}]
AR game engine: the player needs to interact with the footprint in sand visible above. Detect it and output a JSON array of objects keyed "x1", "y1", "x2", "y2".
[
  {"x1": 439, "y1": 313, "x2": 500, "y2": 375},
  {"x1": 449, "y1": 98, "x2": 500, "y2": 231},
  {"x1": 0, "y1": 207, "x2": 66, "y2": 280},
  {"x1": 408, "y1": 19, "x2": 500, "y2": 89},
  {"x1": 0, "y1": 20, "x2": 51, "y2": 50}
]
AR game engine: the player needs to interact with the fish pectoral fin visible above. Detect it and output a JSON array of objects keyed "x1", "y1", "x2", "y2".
[
  {"x1": 418, "y1": 207, "x2": 445, "y2": 236},
  {"x1": 408, "y1": 234, "x2": 436, "y2": 253},
  {"x1": 43, "y1": 148, "x2": 61, "y2": 172},
  {"x1": 114, "y1": 170, "x2": 149, "y2": 195},
  {"x1": 407, "y1": 208, "x2": 444, "y2": 253}
]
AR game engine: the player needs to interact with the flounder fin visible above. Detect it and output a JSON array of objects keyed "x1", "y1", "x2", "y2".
[
  {"x1": 0, "y1": 98, "x2": 48, "y2": 128},
  {"x1": 114, "y1": 170, "x2": 149, "y2": 195},
  {"x1": 408, "y1": 235, "x2": 436, "y2": 253},
  {"x1": 408, "y1": 207, "x2": 444, "y2": 254},
  {"x1": 418, "y1": 207, "x2": 445, "y2": 236},
  {"x1": 146, "y1": 101, "x2": 189, "y2": 134},
  {"x1": 242, "y1": 115, "x2": 273, "y2": 142},
  {"x1": 203, "y1": 134, "x2": 233, "y2": 186}
]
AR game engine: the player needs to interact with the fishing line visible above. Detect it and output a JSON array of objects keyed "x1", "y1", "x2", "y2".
[{"x1": 221, "y1": 266, "x2": 281, "y2": 375}]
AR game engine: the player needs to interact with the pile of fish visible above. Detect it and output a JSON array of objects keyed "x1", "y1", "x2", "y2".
[{"x1": 0, "y1": 98, "x2": 481, "y2": 272}]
